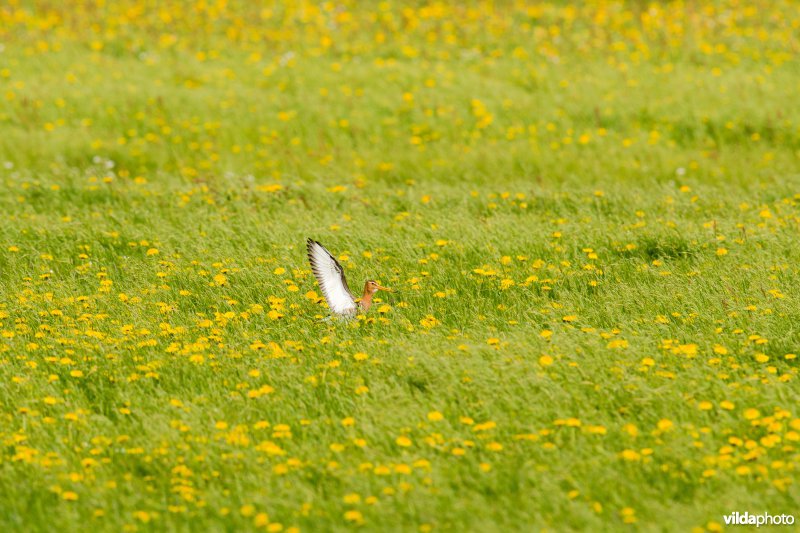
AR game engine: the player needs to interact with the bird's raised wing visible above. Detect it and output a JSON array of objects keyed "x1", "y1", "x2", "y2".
[{"x1": 306, "y1": 239, "x2": 358, "y2": 315}]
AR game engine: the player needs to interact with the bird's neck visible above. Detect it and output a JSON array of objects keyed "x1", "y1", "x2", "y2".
[{"x1": 359, "y1": 288, "x2": 373, "y2": 311}]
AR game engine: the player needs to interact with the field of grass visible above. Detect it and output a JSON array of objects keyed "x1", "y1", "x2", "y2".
[{"x1": 1, "y1": 1, "x2": 800, "y2": 531}]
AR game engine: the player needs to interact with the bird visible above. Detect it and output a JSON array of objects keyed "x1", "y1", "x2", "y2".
[{"x1": 306, "y1": 238, "x2": 392, "y2": 317}]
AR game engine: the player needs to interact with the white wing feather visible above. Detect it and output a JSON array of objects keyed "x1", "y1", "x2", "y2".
[{"x1": 307, "y1": 239, "x2": 358, "y2": 315}]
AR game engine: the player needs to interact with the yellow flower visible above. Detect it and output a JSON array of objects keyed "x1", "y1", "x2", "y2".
[
  {"x1": 620, "y1": 449, "x2": 641, "y2": 461},
  {"x1": 256, "y1": 184, "x2": 283, "y2": 193},
  {"x1": 395, "y1": 436, "x2": 412, "y2": 447},
  {"x1": 620, "y1": 507, "x2": 637, "y2": 524},
  {"x1": 343, "y1": 493, "x2": 361, "y2": 504},
  {"x1": 419, "y1": 315, "x2": 440, "y2": 328},
  {"x1": 743, "y1": 408, "x2": 760, "y2": 420}
]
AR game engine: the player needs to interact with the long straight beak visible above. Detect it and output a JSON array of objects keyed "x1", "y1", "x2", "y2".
[{"x1": 375, "y1": 284, "x2": 393, "y2": 292}]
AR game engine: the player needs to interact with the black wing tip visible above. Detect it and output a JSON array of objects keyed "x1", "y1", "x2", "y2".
[
  {"x1": 307, "y1": 238, "x2": 325, "y2": 270},
  {"x1": 306, "y1": 239, "x2": 315, "y2": 263}
]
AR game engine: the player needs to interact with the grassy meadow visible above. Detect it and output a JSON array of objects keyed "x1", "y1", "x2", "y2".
[{"x1": 1, "y1": 0, "x2": 800, "y2": 530}]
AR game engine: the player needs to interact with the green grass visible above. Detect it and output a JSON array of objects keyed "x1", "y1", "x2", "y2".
[{"x1": 1, "y1": 1, "x2": 799, "y2": 531}]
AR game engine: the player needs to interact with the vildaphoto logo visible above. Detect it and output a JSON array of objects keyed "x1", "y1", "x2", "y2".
[{"x1": 723, "y1": 512, "x2": 795, "y2": 527}]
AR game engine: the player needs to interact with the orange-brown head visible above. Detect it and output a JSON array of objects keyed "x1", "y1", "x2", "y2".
[
  {"x1": 359, "y1": 280, "x2": 393, "y2": 311},
  {"x1": 363, "y1": 280, "x2": 393, "y2": 295}
]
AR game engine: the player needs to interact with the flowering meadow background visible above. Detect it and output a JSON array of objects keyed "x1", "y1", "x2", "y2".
[{"x1": 1, "y1": 0, "x2": 800, "y2": 530}]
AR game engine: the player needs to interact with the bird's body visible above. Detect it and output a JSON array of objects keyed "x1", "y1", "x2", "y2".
[{"x1": 306, "y1": 239, "x2": 392, "y2": 317}]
